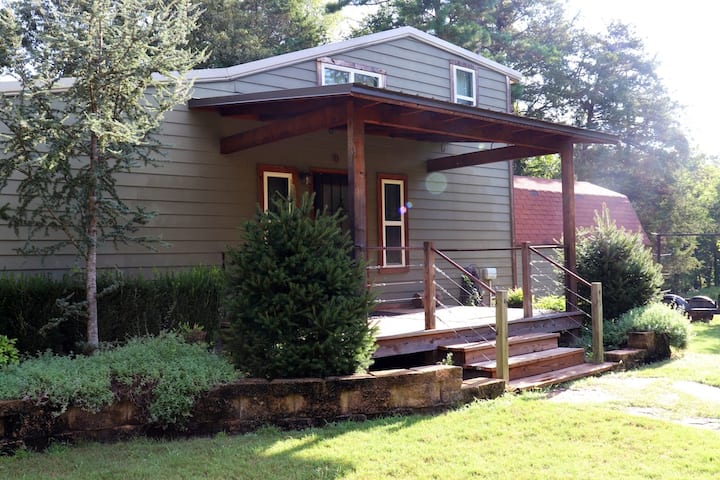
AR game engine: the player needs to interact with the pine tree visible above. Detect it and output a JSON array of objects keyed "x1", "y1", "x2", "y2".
[
  {"x1": 576, "y1": 206, "x2": 663, "y2": 320},
  {"x1": 224, "y1": 193, "x2": 376, "y2": 379},
  {"x1": 0, "y1": 0, "x2": 205, "y2": 349}
]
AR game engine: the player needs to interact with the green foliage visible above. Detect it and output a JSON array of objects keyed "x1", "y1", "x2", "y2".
[
  {"x1": 535, "y1": 295, "x2": 565, "y2": 312},
  {"x1": 513, "y1": 154, "x2": 561, "y2": 179},
  {"x1": 0, "y1": 334, "x2": 20, "y2": 366},
  {"x1": 576, "y1": 206, "x2": 663, "y2": 320},
  {"x1": 603, "y1": 303, "x2": 690, "y2": 350},
  {"x1": 623, "y1": 303, "x2": 690, "y2": 349},
  {"x1": 189, "y1": 0, "x2": 328, "y2": 68},
  {"x1": 0, "y1": 0, "x2": 206, "y2": 349},
  {"x1": 224, "y1": 193, "x2": 376, "y2": 379},
  {"x1": 460, "y1": 275, "x2": 482, "y2": 306},
  {"x1": 507, "y1": 288, "x2": 524, "y2": 308},
  {"x1": 0, "y1": 267, "x2": 225, "y2": 354},
  {"x1": 0, "y1": 332, "x2": 237, "y2": 427}
]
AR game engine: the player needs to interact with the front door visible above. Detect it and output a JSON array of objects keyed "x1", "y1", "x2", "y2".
[{"x1": 312, "y1": 172, "x2": 350, "y2": 233}]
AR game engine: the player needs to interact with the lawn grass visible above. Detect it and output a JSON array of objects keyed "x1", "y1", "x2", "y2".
[
  {"x1": 1, "y1": 396, "x2": 718, "y2": 480},
  {"x1": 1, "y1": 321, "x2": 719, "y2": 479}
]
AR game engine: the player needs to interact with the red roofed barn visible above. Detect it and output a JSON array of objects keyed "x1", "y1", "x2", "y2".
[
  {"x1": 513, "y1": 176, "x2": 649, "y2": 246},
  {"x1": 513, "y1": 176, "x2": 649, "y2": 295}
]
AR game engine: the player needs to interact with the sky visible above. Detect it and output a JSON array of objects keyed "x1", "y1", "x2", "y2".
[{"x1": 564, "y1": 0, "x2": 719, "y2": 158}]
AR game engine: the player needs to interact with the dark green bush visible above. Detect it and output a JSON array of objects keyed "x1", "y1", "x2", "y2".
[
  {"x1": 224, "y1": 193, "x2": 376, "y2": 379},
  {"x1": 0, "y1": 332, "x2": 237, "y2": 427},
  {"x1": 576, "y1": 206, "x2": 663, "y2": 320},
  {"x1": 0, "y1": 267, "x2": 225, "y2": 354}
]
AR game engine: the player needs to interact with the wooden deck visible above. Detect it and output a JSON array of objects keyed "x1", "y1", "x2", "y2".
[{"x1": 371, "y1": 306, "x2": 585, "y2": 359}]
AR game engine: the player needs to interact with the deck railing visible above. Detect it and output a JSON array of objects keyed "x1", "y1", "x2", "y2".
[{"x1": 365, "y1": 241, "x2": 604, "y2": 372}]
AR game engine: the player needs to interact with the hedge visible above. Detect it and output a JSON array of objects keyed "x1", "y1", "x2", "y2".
[{"x1": 0, "y1": 266, "x2": 225, "y2": 354}]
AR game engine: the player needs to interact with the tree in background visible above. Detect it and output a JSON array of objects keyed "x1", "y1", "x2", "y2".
[
  {"x1": 189, "y1": 0, "x2": 329, "y2": 68},
  {"x1": 0, "y1": 0, "x2": 205, "y2": 350},
  {"x1": 224, "y1": 194, "x2": 376, "y2": 379}
]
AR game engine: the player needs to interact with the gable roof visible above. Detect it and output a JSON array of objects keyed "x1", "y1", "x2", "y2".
[
  {"x1": 513, "y1": 176, "x2": 650, "y2": 245},
  {"x1": 188, "y1": 26, "x2": 523, "y2": 84},
  {"x1": 0, "y1": 26, "x2": 522, "y2": 94}
]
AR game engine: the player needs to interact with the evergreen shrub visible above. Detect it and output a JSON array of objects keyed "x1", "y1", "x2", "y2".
[
  {"x1": 576, "y1": 206, "x2": 663, "y2": 320},
  {"x1": 0, "y1": 267, "x2": 225, "y2": 353},
  {"x1": 224, "y1": 193, "x2": 376, "y2": 379}
]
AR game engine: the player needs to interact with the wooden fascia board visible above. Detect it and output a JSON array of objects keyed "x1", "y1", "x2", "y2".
[
  {"x1": 220, "y1": 103, "x2": 347, "y2": 154},
  {"x1": 426, "y1": 145, "x2": 556, "y2": 172}
]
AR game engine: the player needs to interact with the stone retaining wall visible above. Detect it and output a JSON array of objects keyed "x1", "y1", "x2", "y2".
[{"x1": 1, "y1": 365, "x2": 468, "y2": 452}]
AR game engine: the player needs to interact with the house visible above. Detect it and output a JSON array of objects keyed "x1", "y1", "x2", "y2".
[
  {"x1": 513, "y1": 175, "x2": 648, "y2": 295},
  {"x1": 0, "y1": 27, "x2": 617, "y2": 306}
]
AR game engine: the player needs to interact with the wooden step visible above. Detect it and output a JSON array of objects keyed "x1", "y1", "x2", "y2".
[
  {"x1": 460, "y1": 377, "x2": 506, "y2": 402},
  {"x1": 465, "y1": 347, "x2": 585, "y2": 380},
  {"x1": 508, "y1": 362, "x2": 618, "y2": 391},
  {"x1": 438, "y1": 332, "x2": 560, "y2": 365}
]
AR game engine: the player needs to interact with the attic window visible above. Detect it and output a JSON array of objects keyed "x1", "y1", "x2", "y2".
[
  {"x1": 318, "y1": 58, "x2": 386, "y2": 88},
  {"x1": 452, "y1": 64, "x2": 476, "y2": 106}
]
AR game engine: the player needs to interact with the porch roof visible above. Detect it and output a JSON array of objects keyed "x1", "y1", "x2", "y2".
[{"x1": 188, "y1": 83, "x2": 618, "y2": 170}]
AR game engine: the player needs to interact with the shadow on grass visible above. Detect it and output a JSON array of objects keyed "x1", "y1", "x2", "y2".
[{"x1": 0, "y1": 414, "x2": 431, "y2": 480}]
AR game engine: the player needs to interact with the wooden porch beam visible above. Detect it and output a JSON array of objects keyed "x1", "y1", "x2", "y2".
[
  {"x1": 220, "y1": 104, "x2": 347, "y2": 154},
  {"x1": 560, "y1": 141, "x2": 577, "y2": 311},
  {"x1": 347, "y1": 101, "x2": 367, "y2": 255},
  {"x1": 426, "y1": 145, "x2": 557, "y2": 172}
]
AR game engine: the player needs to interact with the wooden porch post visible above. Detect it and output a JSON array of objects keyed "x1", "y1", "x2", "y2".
[
  {"x1": 495, "y1": 290, "x2": 509, "y2": 383},
  {"x1": 346, "y1": 101, "x2": 367, "y2": 257},
  {"x1": 560, "y1": 141, "x2": 577, "y2": 311},
  {"x1": 591, "y1": 282, "x2": 604, "y2": 364},
  {"x1": 521, "y1": 242, "x2": 533, "y2": 318},
  {"x1": 423, "y1": 241, "x2": 436, "y2": 330}
]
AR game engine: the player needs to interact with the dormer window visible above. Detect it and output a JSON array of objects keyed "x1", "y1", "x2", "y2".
[
  {"x1": 452, "y1": 64, "x2": 476, "y2": 106},
  {"x1": 318, "y1": 58, "x2": 386, "y2": 88}
]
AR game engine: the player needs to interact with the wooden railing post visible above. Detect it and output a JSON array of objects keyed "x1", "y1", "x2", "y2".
[
  {"x1": 495, "y1": 290, "x2": 509, "y2": 383},
  {"x1": 423, "y1": 241, "x2": 436, "y2": 330},
  {"x1": 521, "y1": 242, "x2": 533, "y2": 318},
  {"x1": 591, "y1": 282, "x2": 604, "y2": 364}
]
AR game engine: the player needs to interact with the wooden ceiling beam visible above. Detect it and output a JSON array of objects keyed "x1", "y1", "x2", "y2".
[
  {"x1": 220, "y1": 103, "x2": 347, "y2": 154},
  {"x1": 426, "y1": 145, "x2": 557, "y2": 172}
]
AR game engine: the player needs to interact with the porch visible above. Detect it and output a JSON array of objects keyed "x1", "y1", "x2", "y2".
[{"x1": 367, "y1": 243, "x2": 616, "y2": 391}]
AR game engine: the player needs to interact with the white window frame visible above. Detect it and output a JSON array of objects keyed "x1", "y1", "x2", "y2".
[
  {"x1": 261, "y1": 169, "x2": 294, "y2": 212},
  {"x1": 452, "y1": 64, "x2": 477, "y2": 106},
  {"x1": 319, "y1": 62, "x2": 386, "y2": 88},
  {"x1": 379, "y1": 176, "x2": 407, "y2": 267}
]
